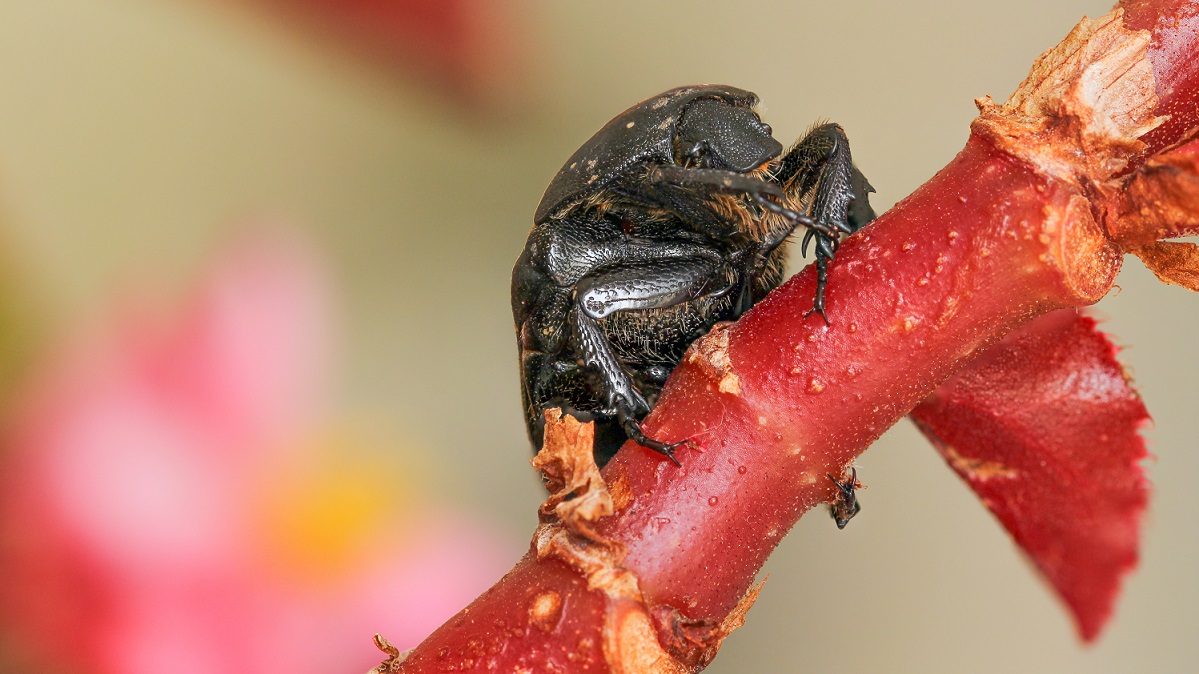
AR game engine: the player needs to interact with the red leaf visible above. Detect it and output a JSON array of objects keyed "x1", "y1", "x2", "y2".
[{"x1": 910, "y1": 309, "x2": 1149, "y2": 641}]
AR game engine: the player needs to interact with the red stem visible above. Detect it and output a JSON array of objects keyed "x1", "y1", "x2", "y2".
[{"x1": 1123, "y1": 0, "x2": 1199, "y2": 158}]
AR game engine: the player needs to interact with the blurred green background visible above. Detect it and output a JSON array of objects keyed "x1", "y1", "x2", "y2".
[{"x1": 0, "y1": 1, "x2": 1196, "y2": 672}]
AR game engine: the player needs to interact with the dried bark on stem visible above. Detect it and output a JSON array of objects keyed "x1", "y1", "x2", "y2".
[{"x1": 385, "y1": 2, "x2": 1199, "y2": 671}]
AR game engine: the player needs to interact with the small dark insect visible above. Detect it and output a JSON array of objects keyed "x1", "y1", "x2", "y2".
[
  {"x1": 513, "y1": 85, "x2": 874, "y2": 466},
  {"x1": 827, "y1": 468, "x2": 863, "y2": 530}
]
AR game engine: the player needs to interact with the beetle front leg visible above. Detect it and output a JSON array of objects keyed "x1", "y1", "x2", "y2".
[
  {"x1": 775, "y1": 123, "x2": 875, "y2": 234},
  {"x1": 777, "y1": 124, "x2": 875, "y2": 320}
]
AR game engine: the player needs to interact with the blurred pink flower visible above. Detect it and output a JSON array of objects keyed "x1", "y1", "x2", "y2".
[{"x1": 0, "y1": 231, "x2": 511, "y2": 674}]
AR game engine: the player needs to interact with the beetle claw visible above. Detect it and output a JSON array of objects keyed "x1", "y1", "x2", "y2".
[
  {"x1": 657, "y1": 440, "x2": 686, "y2": 467},
  {"x1": 804, "y1": 305, "x2": 832, "y2": 325}
]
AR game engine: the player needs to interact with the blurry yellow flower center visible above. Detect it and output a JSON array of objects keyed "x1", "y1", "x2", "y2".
[{"x1": 258, "y1": 431, "x2": 415, "y2": 581}]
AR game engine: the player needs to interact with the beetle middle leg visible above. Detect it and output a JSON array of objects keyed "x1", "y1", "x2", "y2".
[{"x1": 572, "y1": 255, "x2": 732, "y2": 463}]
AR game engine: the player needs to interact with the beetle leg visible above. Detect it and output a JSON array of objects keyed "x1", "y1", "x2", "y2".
[
  {"x1": 775, "y1": 123, "x2": 875, "y2": 234},
  {"x1": 776, "y1": 124, "x2": 876, "y2": 320},
  {"x1": 572, "y1": 256, "x2": 728, "y2": 462},
  {"x1": 575, "y1": 256, "x2": 730, "y2": 319},
  {"x1": 617, "y1": 405, "x2": 684, "y2": 466},
  {"x1": 802, "y1": 232, "x2": 841, "y2": 324},
  {"x1": 573, "y1": 306, "x2": 651, "y2": 415},
  {"x1": 804, "y1": 248, "x2": 833, "y2": 325}
]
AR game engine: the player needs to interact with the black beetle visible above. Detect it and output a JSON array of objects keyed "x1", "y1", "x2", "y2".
[{"x1": 513, "y1": 85, "x2": 874, "y2": 466}]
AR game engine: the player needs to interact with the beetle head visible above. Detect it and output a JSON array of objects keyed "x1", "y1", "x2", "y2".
[{"x1": 674, "y1": 98, "x2": 782, "y2": 172}]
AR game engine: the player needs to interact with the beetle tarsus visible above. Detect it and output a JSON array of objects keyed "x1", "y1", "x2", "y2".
[
  {"x1": 618, "y1": 407, "x2": 684, "y2": 466},
  {"x1": 803, "y1": 252, "x2": 833, "y2": 325}
]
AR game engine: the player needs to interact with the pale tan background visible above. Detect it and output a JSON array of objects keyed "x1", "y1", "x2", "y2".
[{"x1": 1, "y1": 1, "x2": 1196, "y2": 672}]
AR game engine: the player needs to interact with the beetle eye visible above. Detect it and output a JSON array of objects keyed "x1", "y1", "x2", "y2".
[{"x1": 761, "y1": 123, "x2": 773, "y2": 136}]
